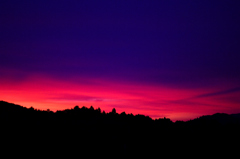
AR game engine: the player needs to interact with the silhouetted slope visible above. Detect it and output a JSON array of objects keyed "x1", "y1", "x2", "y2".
[
  {"x1": 0, "y1": 100, "x2": 169, "y2": 127},
  {"x1": 196, "y1": 113, "x2": 240, "y2": 125},
  {"x1": 1, "y1": 100, "x2": 240, "y2": 158}
]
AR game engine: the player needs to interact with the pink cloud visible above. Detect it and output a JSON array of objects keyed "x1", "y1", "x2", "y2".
[{"x1": 1, "y1": 75, "x2": 240, "y2": 121}]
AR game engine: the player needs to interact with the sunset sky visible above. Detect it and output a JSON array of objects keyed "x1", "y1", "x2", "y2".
[{"x1": 1, "y1": 0, "x2": 240, "y2": 121}]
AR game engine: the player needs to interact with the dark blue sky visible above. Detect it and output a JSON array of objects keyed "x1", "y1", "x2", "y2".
[{"x1": 1, "y1": 0, "x2": 240, "y2": 120}]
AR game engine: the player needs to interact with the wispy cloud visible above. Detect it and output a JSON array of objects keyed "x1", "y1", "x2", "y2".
[
  {"x1": 192, "y1": 87, "x2": 240, "y2": 99},
  {"x1": 48, "y1": 94, "x2": 104, "y2": 102},
  {"x1": 163, "y1": 87, "x2": 240, "y2": 107}
]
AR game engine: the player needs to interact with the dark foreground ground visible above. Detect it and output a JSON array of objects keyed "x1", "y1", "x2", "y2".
[{"x1": 1, "y1": 100, "x2": 239, "y2": 158}]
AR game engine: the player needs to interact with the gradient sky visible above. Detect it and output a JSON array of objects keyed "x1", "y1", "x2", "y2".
[{"x1": 1, "y1": 0, "x2": 240, "y2": 121}]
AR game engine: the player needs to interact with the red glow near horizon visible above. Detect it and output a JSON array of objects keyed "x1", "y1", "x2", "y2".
[{"x1": 1, "y1": 75, "x2": 240, "y2": 121}]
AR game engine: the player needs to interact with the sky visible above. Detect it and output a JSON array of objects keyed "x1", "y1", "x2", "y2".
[{"x1": 1, "y1": 0, "x2": 240, "y2": 121}]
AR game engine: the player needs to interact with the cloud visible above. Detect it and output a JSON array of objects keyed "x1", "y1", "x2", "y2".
[
  {"x1": 192, "y1": 87, "x2": 240, "y2": 99},
  {"x1": 164, "y1": 87, "x2": 240, "y2": 108},
  {"x1": 48, "y1": 94, "x2": 105, "y2": 102}
]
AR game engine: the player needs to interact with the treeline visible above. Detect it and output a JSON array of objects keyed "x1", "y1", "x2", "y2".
[
  {"x1": 0, "y1": 100, "x2": 239, "y2": 158},
  {"x1": 0, "y1": 101, "x2": 172, "y2": 127},
  {"x1": 1, "y1": 100, "x2": 240, "y2": 128}
]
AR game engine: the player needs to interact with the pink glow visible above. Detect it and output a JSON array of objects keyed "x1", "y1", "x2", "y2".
[{"x1": 1, "y1": 75, "x2": 240, "y2": 121}]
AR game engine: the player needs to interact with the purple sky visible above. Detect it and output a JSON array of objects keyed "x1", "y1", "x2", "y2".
[{"x1": 1, "y1": 0, "x2": 240, "y2": 121}]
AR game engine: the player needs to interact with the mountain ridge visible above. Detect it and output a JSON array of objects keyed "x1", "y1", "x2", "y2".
[
  {"x1": 1, "y1": 100, "x2": 240, "y2": 124},
  {"x1": 1, "y1": 100, "x2": 239, "y2": 158}
]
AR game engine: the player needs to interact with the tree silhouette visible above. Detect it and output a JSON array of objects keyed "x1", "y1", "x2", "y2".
[
  {"x1": 111, "y1": 108, "x2": 116, "y2": 114},
  {"x1": 0, "y1": 100, "x2": 240, "y2": 158},
  {"x1": 74, "y1": 105, "x2": 80, "y2": 110}
]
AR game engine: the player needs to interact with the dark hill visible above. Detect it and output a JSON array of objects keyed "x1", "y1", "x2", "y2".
[
  {"x1": 0, "y1": 100, "x2": 172, "y2": 128},
  {"x1": 196, "y1": 113, "x2": 240, "y2": 125},
  {"x1": 0, "y1": 100, "x2": 239, "y2": 158}
]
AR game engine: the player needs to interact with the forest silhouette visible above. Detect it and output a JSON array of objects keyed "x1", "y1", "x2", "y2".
[{"x1": 1, "y1": 100, "x2": 239, "y2": 158}]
